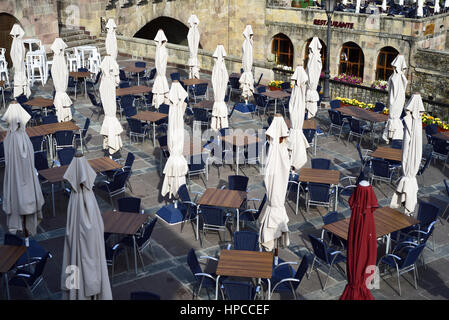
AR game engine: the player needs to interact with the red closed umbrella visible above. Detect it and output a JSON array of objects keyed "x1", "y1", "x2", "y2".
[{"x1": 340, "y1": 182, "x2": 378, "y2": 300}]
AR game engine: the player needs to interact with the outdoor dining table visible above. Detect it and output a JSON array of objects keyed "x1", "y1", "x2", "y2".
[
  {"x1": 0, "y1": 245, "x2": 27, "y2": 300},
  {"x1": 131, "y1": 111, "x2": 167, "y2": 146},
  {"x1": 25, "y1": 97, "x2": 54, "y2": 116},
  {"x1": 323, "y1": 206, "x2": 420, "y2": 254},
  {"x1": 432, "y1": 131, "x2": 449, "y2": 141},
  {"x1": 102, "y1": 210, "x2": 150, "y2": 275},
  {"x1": 182, "y1": 78, "x2": 209, "y2": 86},
  {"x1": 38, "y1": 157, "x2": 123, "y2": 217},
  {"x1": 261, "y1": 90, "x2": 290, "y2": 115},
  {"x1": 116, "y1": 85, "x2": 152, "y2": 97},
  {"x1": 196, "y1": 188, "x2": 246, "y2": 240},
  {"x1": 215, "y1": 249, "x2": 274, "y2": 300},
  {"x1": 192, "y1": 99, "x2": 214, "y2": 110},
  {"x1": 285, "y1": 118, "x2": 316, "y2": 129},
  {"x1": 371, "y1": 146, "x2": 402, "y2": 162},
  {"x1": 69, "y1": 71, "x2": 93, "y2": 99},
  {"x1": 122, "y1": 66, "x2": 146, "y2": 86},
  {"x1": 298, "y1": 168, "x2": 341, "y2": 211},
  {"x1": 220, "y1": 133, "x2": 262, "y2": 175}
]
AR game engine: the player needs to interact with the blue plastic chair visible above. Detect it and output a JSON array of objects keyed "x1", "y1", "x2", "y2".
[
  {"x1": 370, "y1": 158, "x2": 396, "y2": 185},
  {"x1": 190, "y1": 83, "x2": 208, "y2": 103},
  {"x1": 42, "y1": 114, "x2": 58, "y2": 124},
  {"x1": 192, "y1": 108, "x2": 209, "y2": 130},
  {"x1": 227, "y1": 175, "x2": 249, "y2": 192},
  {"x1": 348, "y1": 118, "x2": 371, "y2": 144},
  {"x1": 231, "y1": 231, "x2": 259, "y2": 251},
  {"x1": 391, "y1": 139, "x2": 403, "y2": 149},
  {"x1": 306, "y1": 183, "x2": 332, "y2": 213},
  {"x1": 170, "y1": 72, "x2": 181, "y2": 81},
  {"x1": 88, "y1": 92, "x2": 103, "y2": 119},
  {"x1": 127, "y1": 118, "x2": 149, "y2": 144},
  {"x1": 117, "y1": 197, "x2": 141, "y2": 213},
  {"x1": 329, "y1": 99, "x2": 341, "y2": 109},
  {"x1": 373, "y1": 102, "x2": 385, "y2": 113},
  {"x1": 425, "y1": 123, "x2": 438, "y2": 144},
  {"x1": 56, "y1": 147, "x2": 75, "y2": 166},
  {"x1": 222, "y1": 280, "x2": 258, "y2": 300},
  {"x1": 200, "y1": 206, "x2": 229, "y2": 241},
  {"x1": 187, "y1": 248, "x2": 221, "y2": 300},
  {"x1": 96, "y1": 170, "x2": 130, "y2": 207},
  {"x1": 239, "y1": 194, "x2": 267, "y2": 226},
  {"x1": 30, "y1": 135, "x2": 45, "y2": 152},
  {"x1": 130, "y1": 291, "x2": 160, "y2": 300},
  {"x1": 178, "y1": 184, "x2": 199, "y2": 231},
  {"x1": 54, "y1": 130, "x2": 75, "y2": 149},
  {"x1": 268, "y1": 256, "x2": 309, "y2": 300},
  {"x1": 328, "y1": 109, "x2": 348, "y2": 140},
  {"x1": 311, "y1": 158, "x2": 331, "y2": 170},
  {"x1": 431, "y1": 137, "x2": 449, "y2": 169},
  {"x1": 74, "y1": 118, "x2": 90, "y2": 152}
]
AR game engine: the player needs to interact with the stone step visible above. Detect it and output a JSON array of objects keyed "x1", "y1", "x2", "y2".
[
  {"x1": 62, "y1": 33, "x2": 93, "y2": 43},
  {"x1": 60, "y1": 28, "x2": 87, "y2": 38}
]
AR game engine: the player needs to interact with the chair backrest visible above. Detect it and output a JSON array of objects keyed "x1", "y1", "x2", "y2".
[
  {"x1": 0, "y1": 142, "x2": 4, "y2": 160},
  {"x1": 373, "y1": 102, "x2": 385, "y2": 113},
  {"x1": 57, "y1": 147, "x2": 75, "y2": 165},
  {"x1": 303, "y1": 128, "x2": 316, "y2": 144},
  {"x1": 119, "y1": 69, "x2": 128, "y2": 81},
  {"x1": 88, "y1": 92, "x2": 100, "y2": 107},
  {"x1": 222, "y1": 280, "x2": 255, "y2": 300},
  {"x1": 16, "y1": 94, "x2": 28, "y2": 105},
  {"x1": 255, "y1": 73, "x2": 263, "y2": 87},
  {"x1": 54, "y1": 130, "x2": 74, "y2": 146},
  {"x1": 201, "y1": 206, "x2": 226, "y2": 226},
  {"x1": 256, "y1": 86, "x2": 266, "y2": 93},
  {"x1": 135, "y1": 61, "x2": 146, "y2": 68},
  {"x1": 187, "y1": 248, "x2": 203, "y2": 282},
  {"x1": 322, "y1": 211, "x2": 339, "y2": 225},
  {"x1": 391, "y1": 139, "x2": 403, "y2": 149},
  {"x1": 349, "y1": 118, "x2": 362, "y2": 133},
  {"x1": 159, "y1": 103, "x2": 170, "y2": 114},
  {"x1": 281, "y1": 81, "x2": 291, "y2": 91},
  {"x1": 130, "y1": 291, "x2": 160, "y2": 300},
  {"x1": 308, "y1": 183, "x2": 331, "y2": 203},
  {"x1": 124, "y1": 152, "x2": 135, "y2": 169},
  {"x1": 34, "y1": 150, "x2": 49, "y2": 170},
  {"x1": 228, "y1": 175, "x2": 249, "y2": 191},
  {"x1": 444, "y1": 179, "x2": 449, "y2": 197},
  {"x1": 425, "y1": 123, "x2": 438, "y2": 136},
  {"x1": 120, "y1": 95, "x2": 135, "y2": 109},
  {"x1": 127, "y1": 118, "x2": 144, "y2": 134},
  {"x1": 193, "y1": 108, "x2": 209, "y2": 122},
  {"x1": 123, "y1": 106, "x2": 137, "y2": 118},
  {"x1": 170, "y1": 72, "x2": 180, "y2": 81},
  {"x1": 136, "y1": 217, "x2": 157, "y2": 247},
  {"x1": 356, "y1": 144, "x2": 365, "y2": 164},
  {"x1": 117, "y1": 197, "x2": 141, "y2": 213},
  {"x1": 148, "y1": 68, "x2": 157, "y2": 80},
  {"x1": 193, "y1": 83, "x2": 208, "y2": 95},
  {"x1": 4, "y1": 233, "x2": 24, "y2": 246},
  {"x1": 371, "y1": 158, "x2": 391, "y2": 178},
  {"x1": 78, "y1": 67, "x2": 88, "y2": 72},
  {"x1": 291, "y1": 256, "x2": 309, "y2": 290},
  {"x1": 157, "y1": 135, "x2": 168, "y2": 148},
  {"x1": 233, "y1": 231, "x2": 259, "y2": 251},
  {"x1": 119, "y1": 81, "x2": 130, "y2": 88},
  {"x1": 257, "y1": 194, "x2": 268, "y2": 216},
  {"x1": 178, "y1": 184, "x2": 191, "y2": 203},
  {"x1": 328, "y1": 109, "x2": 343, "y2": 126},
  {"x1": 229, "y1": 77, "x2": 240, "y2": 89},
  {"x1": 418, "y1": 146, "x2": 433, "y2": 176},
  {"x1": 188, "y1": 153, "x2": 207, "y2": 171},
  {"x1": 329, "y1": 100, "x2": 341, "y2": 109},
  {"x1": 109, "y1": 170, "x2": 130, "y2": 191},
  {"x1": 42, "y1": 114, "x2": 58, "y2": 124},
  {"x1": 30, "y1": 135, "x2": 44, "y2": 152},
  {"x1": 31, "y1": 252, "x2": 50, "y2": 281},
  {"x1": 308, "y1": 234, "x2": 331, "y2": 264},
  {"x1": 432, "y1": 137, "x2": 449, "y2": 155},
  {"x1": 417, "y1": 201, "x2": 440, "y2": 227},
  {"x1": 311, "y1": 158, "x2": 331, "y2": 170},
  {"x1": 82, "y1": 118, "x2": 90, "y2": 138},
  {"x1": 400, "y1": 244, "x2": 426, "y2": 269}
]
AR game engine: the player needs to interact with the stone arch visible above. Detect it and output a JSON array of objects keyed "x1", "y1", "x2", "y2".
[
  {"x1": 375, "y1": 46, "x2": 399, "y2": 81},
  {"x1": 270, "y1": 33, "x2": 294, "y2": 68},
  {"x1": 0, "y1": 12, "x2": 20, "y2": 66},
  {"x1": 338, "y1": 41, "x2": 365, "y2": 80}
]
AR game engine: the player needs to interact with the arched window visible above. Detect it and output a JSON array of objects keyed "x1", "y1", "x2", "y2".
[
  {"x1": 304, "y1": 38, "x2": 327, "y2": 72},
  {"x1": 376, "y1": 47, "x2": 399, "y2": 81},
  {"x1": 271, "y1": 34, "x2": 294, "y2": 68},
  {"x1": 339, "y1": 42, "x2": 365, "y2": 79},
  {"x1": 0, "y1": 13, "x2": 20, "y2": 66}
]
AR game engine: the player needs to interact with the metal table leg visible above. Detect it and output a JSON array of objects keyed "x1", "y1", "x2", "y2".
[
  {"x1": 236, "y1": 208, "x2": 240, "y2": 232},
  {"x1": 4, "y1": 273, "x2": 10, "y2": 300},
  {"x1": 236, "y1": 146, "x2": 239, "y2": 175},
  {"x1": 51, "y1": 183, "x2": 55, "y2": 218},
  {"x1": 274, "y1": 99, "x2": 277, "y2": 114},
  {"x1": 84, "y1": 79, "x2": 88, "y2": 99},
  {"x1": 385, "y1": 234, "x2": 391, "y2": 254},
  {"x1": 215, "y1": 275, "x2": 221, "y2": 300},
  {"x1": 196, "y1": 204, "x2": 200, "y2": 241},
  {"x1": 334, "y1": 185, "x2": 338, "y2": 211},
  {"x1": 133, "y1": 235, "x2": 138, "y2": 274},
  {"x1": 152, "y1": 122, "x2": 156, "y2": 146}
]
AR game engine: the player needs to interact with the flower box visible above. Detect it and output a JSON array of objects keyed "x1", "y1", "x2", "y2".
[
  {"x1": 438, "y1": 127, "x2": 449, "y2": 133},
  {"x1": 269, "y1": 86, "x2": 282, "y2": 91}
]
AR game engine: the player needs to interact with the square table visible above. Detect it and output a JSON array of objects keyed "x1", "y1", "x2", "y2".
[
  {"x1": 371, "y1": 146, "x2": 402, "y2": 162},
  {"x1": 131, "y1": 111, "x2": 168, "y2": 146},
  {"x1": 215, "y1": 249, "x2": 274, "y2": 300},
  {"x1": 122, "y1": 66, "x2": 146, "y2": 85},
  {"x1": 196, "y1": 188, "x2": 246, "y2": 240},
  {"x1": 38, "y1": 157, "x2": 123, "y2": 217},
  {"x1": 284, "y1": 118, "x2": 316, "y2": 130},
  {"x1": 193, "y1": 99, "x2": 214, "y2": 110},
  {"x1": 69, "y1": 71, "x2": 93, "y2": 99},
  {"x1": 261, "y1": 90, "x2": 290, "y2": 114},
  {"x1": 182, "y1": 78, "x2": 209, "y2": 86},
  {"x1": 432, "y1": 131, "x2": 449, "y2": 141},
  {"x1": 299, "y1": 168, "x2": 341, "y2": 211},
  {"x1": 0, "y1": 245, "x2": 27, "y2": 300},
  {"x1": 323, "y1": 206, "x2": 419, "y2": 254},
  {"x1": 116, "y1": 85, "x2": 152, "y2": 97},
  {"x1": 102, "y1": 210, "x2": 150, "y2": 275},
  {"x1": 25, "y1": 97, "x2": 54, "y2": 116},
  {"x1": 220, "y1": 134, "x2": 262, "y2": 175}
]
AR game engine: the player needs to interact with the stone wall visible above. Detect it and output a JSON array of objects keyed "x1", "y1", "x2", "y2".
[{"x1": 0, "y1": 0, "x2": 59, "y2": 51}]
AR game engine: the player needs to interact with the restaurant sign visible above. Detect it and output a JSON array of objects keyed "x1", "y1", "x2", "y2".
[{"x1": 313, "y1": 19, "x2": 354, "y2": 29}]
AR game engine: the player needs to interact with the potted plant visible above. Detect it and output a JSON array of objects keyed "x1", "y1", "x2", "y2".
[
  {"x1": 291, "y1": 0, "x2": 301, "y2": 7},
  {"x1": 268, "y1": 80, "x2": 283, "y2": 91}
]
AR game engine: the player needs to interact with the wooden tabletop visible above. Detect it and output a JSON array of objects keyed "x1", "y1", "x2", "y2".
[
  {"x1": 0, "y1": 121, "x2": 80, "y2": 143},
  {"x1": 161, "y1": 141, "x2": 205, "y2": 157},
  {"x1": 371, "y1": 146, "x2": 402, "y2": 162},
  {"x1": 339, "y1": 106, "x2": 388, "y2": 123},
  {"x1": 197, "y1": 188, "x2": 246, "y2": 209},
  {"x1": 102, "y1": 210, "x2": 149, "y2": 235},
  {"x1": 0, "y1": 80, "x2": 4, "y2": 88},
  {"x1": 193, "y1": 100, "x2": 214, "y2": 110},
  {"x1": 38, "y1": 157, "x2": 123, "y2": 183},
  {"x1": 25, "y1": 97, "x2": 54, "y2": 108},
  {"x1": 182, "y1": 78, "x2": 209, "y2": 86},
  {"x1": 323, "y1": 206, "x2": 419, "y2": 241},
  {"x1": 123, "y1": 66, "x2": 146, "y2": 73},
  {"x1": 0, "y1": 245, "x2": 27, "y2": 273},
  {"x1": 261, "y1": 90, "x2": 291, "y2": 99},
  {"x1": 131, "y1": 111, "x2": 167, "y2": 123},
  {"x1": 216, "y1": 249, "x2": 274, "y2": 279},
  {"x1": 299, "y1": 168, "x2": 341, "y2": 185},
  {"x1": 285, "y1": 118, "x2": 316, "y2": 130},
  {"x1": 69, "y1": 71, "x2": 93, "y2": 79},
  {"x1": 116, "y1": 85, "x2": 152, "y2": 97},
  {"x1": 220, "y1": 133, "x2": 262, "y2": 147},
  {"x1": 432, "y1": 131, "x2": 449, "y2": 141},
  {"x1": 229, "y1": 73, "x2": 241, "y2": 78}
]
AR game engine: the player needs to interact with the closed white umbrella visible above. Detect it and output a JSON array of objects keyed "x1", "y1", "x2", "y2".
[
  {"x1": 356, "y1": 0, "x2": 361, "y2": 13},
  {"x1": 187, "y1": 15, "x2": 200, "y2": 79},
  {"x1": 390, "y1": 94, "x2": 425, "y2": 215},
  {"x1": 2, "y1": 102, "x2": 44, "y2": 235},
  {"x1": 61, "y1": 154, "x2": 112, "y2": 300},
  {"x1": 10, "y1": 24, "x2": 30, "y2": 98},
  {"x1": 211, "y1": 45, "x2": 229, "y2": 131},
  {"x1": 383, "y1": 55, "x2": 407, "y2": 142},
  {"x1": 288, "y1": 66, "x2": 309, "y2": 171},
  {"x1": 51, "y1": 38, "x2": 73, "y2": 122},
  {"x1": 305, "y1": 37, "x2": 322, "y2": 119},
  {"x1": 100, "y1": 55, "x2": 123, "y2": 155},
  {"x1": 105, "y1": 19, "x2": 118, "y2": 60},
  {"x1": 161, "y1": 81, "x2": 189, "y2": 199},
  {"x1": 445, "y1": 0, "x2": 449, "y2": 8},
  {"x1": 399, "y1": 0, "x2": 404, "y2": 6},
  {"x1": 417, "y1": 0, "x2": 424, "y2": 16},
  {"x1": 342, "y1": 0, "x2": 348, "y2": 5},
  {"x1": 259, "y1": 115, "x2": 290, "y2": 251},
  {"x1": 381, "y1": 0, "x2": 387, "y2": 11},
  {"x1": 153, "y1": 29, "x2": 170, "y2": 109},
  {"x1": 239, "y1": 25, "x2": 254, "y2": 104},
  {"x1": 434, "y1": 0, "x2": 440, "y2": 13}
]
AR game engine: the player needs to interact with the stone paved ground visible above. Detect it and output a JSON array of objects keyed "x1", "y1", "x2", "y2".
[{"x1": 1, "y1": 57, "x2": 449, "y2": 300}]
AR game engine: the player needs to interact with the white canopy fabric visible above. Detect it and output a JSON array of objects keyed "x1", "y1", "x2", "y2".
[
  {"x1": 211, "y1": 45, "x2": 229, "y2": 131},
  {"x1": 161, "y1": 82, "x2": 189, "y2": 199},
  {"x1": 99, "y1": 55, "x2": 123, "y2": 155},
  {"x1": 51, "y1": 38, "x2": 73, "y2": 122},
  {"x1": 288, "y1": 66, "x2": 309, "y2": 171},
  {"x1": 381, "y1": 0, "x2": 387, "y2": 11},
  {"x1": 259, "y1": 116, "x2": 290, "y2": 251},
  {"x1": 105, "y1": 19, "x2": 118, "y2": 60},
  {"x1": 305, "y1": 37, "x2": 322, "y2": 119},
  {"x1": 239, "y1": 25, "x2": 254, "y2": 103},
  {"x1": 399, "y1": 0, "x2": 404, "y2": 5},
  {"x1": 434, "y1": 0, "x2": 440, "y2": 13},
  {"x1": 383, "y1": 55, "x2": 407, "y2": 142},
  {"x1": 187, "y1": 15, "x2": 200, "y2": 79},
  {"x1": 417, "y1": 0, "x2": 424, "y2": 16},
  {"x1": 10, "y1": 24, "x2": 30, "y2": 98},
  {"x1": 61, "y1": 155, "x2": 112, "y2": 300},
  {"x1": 356, "y1": 0, "x2": 361, "y2": 13},
  {"x1": 2, "y1": 102, "x2": 44, "y2": 235},
  {"x1": 390, "y1": 94, "x2": 425, "y2": 215},
  {"x1": 153, "y1": 29, "x2": 170, "y2": 109},
  {"x1": 445, "y1": 0, "x2": 449, "y2": 8}
]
